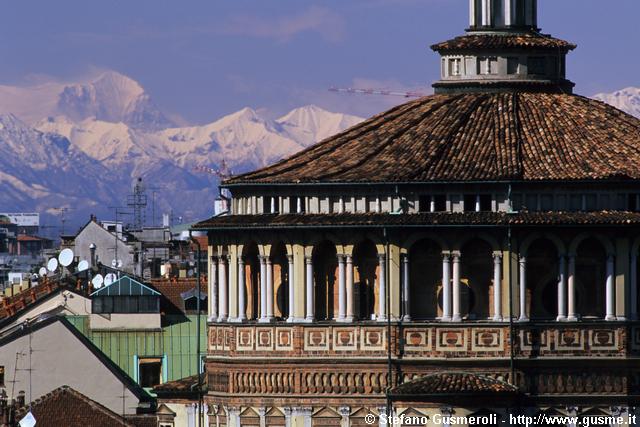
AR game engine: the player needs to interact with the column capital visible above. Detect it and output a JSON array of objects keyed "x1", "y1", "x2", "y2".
[
  {"x1": 237, "y1": 256, "x2": 245, "y2": 264},
  {"x1": 305, "y1": 255, "x2": 313, "y2": 264},
  {"x1": 345, "y1": 254, "x2": 353, "y2": 263},
  {"x1": 492, "y1": 252, "x2": 502, "y2": 260},
  {"x1": 337, "y1": 254, "x2": 346, "y2": 262},
  {"x1": 377, "y1": 253, "x2": 386, "y2": 262},
  {"x1": 287, "y1": 254, "x2": 294, "y2": 263}
]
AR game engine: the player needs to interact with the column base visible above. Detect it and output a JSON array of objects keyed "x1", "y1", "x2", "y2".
[
  {"x1": 556, "y1": 315, "x2": 567, "y2": 322},
  {"x1": 518, "y1": 316, "x2": 529, "y2": 322},
  {"x1": 337, "y1": 317, "x2": 349, "y2": 323},
  {"x1": 259, "y1": 317, "x2": 275, "y2": 323},
  {"x1": 567, "y1": 315, "x2": 578, "y2": 322},
  {"x1": 216, "y1": 317, "x2": 228, "y2": 322},
  {"x1": 303, "y1": 316, "x2": 314, "y2": 323},
  {"x1": 376, "y1": 317, "x2": 388, "y2": 323},
  {"x1": 345, "y1": 316, "x2": 354, "y2": 322},
  {"x1": 229, "y1": 317, "x2": 247, "y2": 323},
  {"x1": 617, "y1": 316, "x2": 628, "y2": 321},
  {"x1": 492, "y1": 315, "x2": 503, "y2": 322},
  {"x1": 440, "y1": 316, "x2": 452, "y2": 322},
  {"x1": 605, "y1": 315, "x2": 617, "y2": 321},
  {"x1": 207, "y1": 316, "x2": 219, "y2": 323},
  {"x1": 451, "y1": 315, "x2": 462, "y2": 322},
  {"x1": 402, "y1": 315, "x2": 412, "y2": 322}
]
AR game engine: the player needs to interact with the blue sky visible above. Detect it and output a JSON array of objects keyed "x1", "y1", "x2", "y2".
[{"x1": 1, "y1": 0, "x2": 638, "y2": 122}]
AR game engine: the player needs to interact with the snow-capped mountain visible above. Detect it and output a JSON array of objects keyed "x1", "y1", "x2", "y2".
[
  {"x1": 0, "y1": 72, "x2": 364, "y2": 228},
  {"x1": 593, "y1": 87, "x2": 640, "y2": 118},
  {"x1": 0, "y1": 71, "x2": 174, "y2": 130}
]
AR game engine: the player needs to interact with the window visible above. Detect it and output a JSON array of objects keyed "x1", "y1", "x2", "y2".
[
  {"x1": 569, "y1": 194, "x2": 582, "y2": 211},
  {"x1": 448, "y1": 58, "x2": 462, "y2": 76},
  {"x1": 479, "y1": 194, "x2": 492, "y2": 212},
  {"x1": 540, "y1": 194, "x2": 554, "y2": 211},
  {"x1": 434, "y1": 195, "x2": 447, "y2": 212},
  {"x1": 290, "y1": 196, "x2": 305, "y2": 214},
  {"x1": 263, "y1": 196, "x2": 279, "y2": 214},
  {"x1": 507, "y1": 57, "x2": 520, "y2": 75},
  {"x1": 463, "y1": 195, "x2": 477, "y2": 212},
  {"x1": 525, "y1": 194, "x2": 539, "y2": 211},
  {"x1": 139, "y1": 358, "x2": 162, "y2": 388},
  {"x1": 184, "y1": 296, "x2": 207, "y2": 312},
  {"x1": 478, "y1": 57, "x2": 498, "y2": 75},
  {"x1": 585, "y1": 194, "x2": 598, "y2": 211},
  {"x1": 528, "y1": 57, "x2": 547, "y2": 75},
  {"x1": 628, "y1": 194, "x2": 640, "y2": 212},
  {"x1": 92, "y1": 295, "x2": 159, "y2": 314}
]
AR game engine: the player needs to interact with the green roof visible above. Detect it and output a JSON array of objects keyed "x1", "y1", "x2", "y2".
[{"x1": 91, "y1": 276, "x2": 161, "y2": 297}]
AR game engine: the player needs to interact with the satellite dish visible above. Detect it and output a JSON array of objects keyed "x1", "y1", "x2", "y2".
[
  {"x1": 39, "y1": 267, "x2": 47, "y2": 277},
  {"x1": 58, "y1": 248, "x2": 74, "y2": 267},
  {"x1": 104, "y1": 273, "x2": 117, "y2": 286},
  {"x1": 92, "y1": 274, "x2": 104, "y2": 289},
  {"x1": 187, "y1": 269, "x2": 194, "y2": 277},
  {"x1": 47, "y1": 258, "x2": 59, "y2": 272},
  {"x1": 32, "y1": 274, "x2": 39, "y2": 280},
  {"x1": 77, "y1": 260, "x2": 89, "y2": 272},
  {"x1": 117, "y1": 260, "x2": 123, "y2": 268},
  {"x1": 111, "y1": 259, "x2": 117, "y2": 268}
]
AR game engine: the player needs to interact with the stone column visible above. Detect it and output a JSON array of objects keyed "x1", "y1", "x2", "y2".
[
  {"x1": 567, "y1": 254, "x2": 578, "y2": 321},
  {"x1": 402, "y1": 254, "x2": 411, "y2": 321},
  {"x1": 338, "y1": 407, "x2": 350, "y2": 427},
  {"x1": 346, "y1": 255, "x2": 354, "y2": 321},
  {"x1": 259, "y1": 256, "x2": 267, "y2": 321},
  {"x1": 378, "y1": 254, "x2": 387, "y2": 321},
  {"x1": 337, "y1": 255, "x2": 346, "y2": 321},
  {"x1": 287, "y1": 255, "x2": 295, "y2": 322},
  {"x1": 265, "y1": 257, "x2": 274, "y2": 321},
  {"x1": 218, "y1": 256, "x2": 228, "y2": 321},
  {"x1": 519, "y1": 256, "x2": 528, "y2": 322},
  {"x1": 493, "y1": 253, "x2": 503, "y2": 321},
  {"x1": 305, "y1": 256, "x2": 314, "y2": 321},
  {"x1": 258, "y1": 407, "x2": 267, "y2": 427},
  {"x1": 452, "y1": 253, "x2": 462, "y2": 322},
  {"x1": 237, "y1": 257, "x2": 246, "y2": 321},
  {"x1": 606, "y1": 254, "x2": 616, "y2": 321},
  {"x1": 442, "y1": 254, "x2": 452, "y2": 321},
  {"x1": 209, "y1": 256, "x2": 218, "y2": 321},
  {"x1": 631, "y1": 252, "x2": 638, "y2": 320},
  {"x1": 557, "y1": 255, "x2": 567, "y2": 321}
]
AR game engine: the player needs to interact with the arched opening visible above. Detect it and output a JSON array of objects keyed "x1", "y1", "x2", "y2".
[
  {"x1": 313, "y1": 241, "x2": 338, "y2": 321},
  {"x1": 353, "y1": 239, "x2": 378, "y2": 320},
  {"x1": 271, "y1": 242, "x2": 289, "y2": 319},
  {"x1": 575, "y1": 237, "x2": 606, "y2": 319},
  {"x1": 242, "y1": 242, "x2": 260, "y2": 320},
  {"x1": 526, "y1": 239, "x2": 559, "y2": 320},
  {"x1": 408, "y1": 239, "x2": 442, "y2": 320},
  {"x1": 461, "y1": 239, "x2": 493, "y2": 320}
]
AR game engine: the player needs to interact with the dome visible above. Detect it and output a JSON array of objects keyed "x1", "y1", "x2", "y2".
[{"x1": 225, "y1": 92, "x2": 640, "y2": 185}]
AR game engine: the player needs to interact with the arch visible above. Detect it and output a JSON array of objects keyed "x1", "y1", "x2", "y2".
[
  {"x1": 353, "y1": 239, "x2": 378, "y2": 320},
  {"x1": 402, "y1": 232, "x2": 450, "y2": 254},
  {"x1": 569, "y1": 233, "x2": 614, "y2": 256},
  {"x1": 575, "y1": 237, "x2": 607, "y2": 319},
  {"x1": 408, "y1": 238, "x2": 442, "y2": 320},
  {"x1": 312, "y1": 240, "x2": 338, "y2": 321},
  {"x1": 305, "y1": 233, "x2": 344, "y2": 256},
  {"x1": 242, "y1": 241, "x2": 261, "y2": 320},
  {"x1": 455, "y1": 232, "x2": 500, "y2": 252},
  {"x1": 520, "y1": 232, "x2": 567, "y2": 256},
  {"x1": 461, "y1": 238, "x2": 493, "y2": 319},
  {"x1": 270, "y1": 241, "x2": 289, "y2": 319},
  {"x1": 526, "y1": 238, "x2": 559, "y2": 320}
]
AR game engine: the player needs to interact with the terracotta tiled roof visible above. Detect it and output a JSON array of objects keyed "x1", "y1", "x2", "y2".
[
  {"x1": 431, "y1": 32, "x2": 576, "y2": 52},
  {"x1": 153, "y1": 374, "x2": 205, "y2": 397},
  {"x1": 0, "y1": 280, "x2": 63, "y2": 321},
  {"x1": 149, "y1": 278, "x2": 207, "y2": 315},
  {"x1": 16, "y1": 234, "x2": 50, "y2": 242},
  {"x1": 15, "y1": 386, "x2": 133, "y2": 427},
  {"x1": 194, "y1": 211, "x2": 640, "y2": 230},
  {"x1": 391, "y1": 372, "x2": 518, "y2": 396},
  {"x1": 224, "y1": 93, "x2": 640, "y2": 184}
]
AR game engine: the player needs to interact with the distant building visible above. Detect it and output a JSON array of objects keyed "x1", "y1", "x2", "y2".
[{"x1": 0, "y1": 213, "x2": 39, "y2": 236}]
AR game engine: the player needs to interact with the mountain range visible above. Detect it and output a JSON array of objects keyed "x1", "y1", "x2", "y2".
[
  {"x1": 0, "y1": 71, "x2": 638, "y2": 232},
  {"x1": 0, "y1": 72, "x2": 363, "y2": 230}
]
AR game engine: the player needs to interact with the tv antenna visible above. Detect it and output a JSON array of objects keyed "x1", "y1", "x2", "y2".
[{"x1": 127, "y1": 178, "x2": 148, "y2": 231}]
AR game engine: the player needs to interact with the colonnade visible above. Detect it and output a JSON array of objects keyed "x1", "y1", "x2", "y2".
[{"x1": 206, "y1": 237, "x2": 639, "y2": 323}]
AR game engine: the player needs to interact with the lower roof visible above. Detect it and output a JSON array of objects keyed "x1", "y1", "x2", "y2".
[
  {"x1": 390, "y1": 372, "x2": 518, "y2": 397},
  {"x1": 193, "y1": 211, "x2": 640, "y2": 230}
]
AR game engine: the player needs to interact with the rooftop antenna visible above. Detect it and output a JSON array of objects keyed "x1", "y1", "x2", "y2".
[
  {"x1": 51, "y1": 207, "x2": 72, "y2": 236},
  {"x1": 328, "y1": 86, "x2": 428, "y2": 98},
  {"x1": 127, "y1": 178, "x2": 148, "y2": 231}
]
